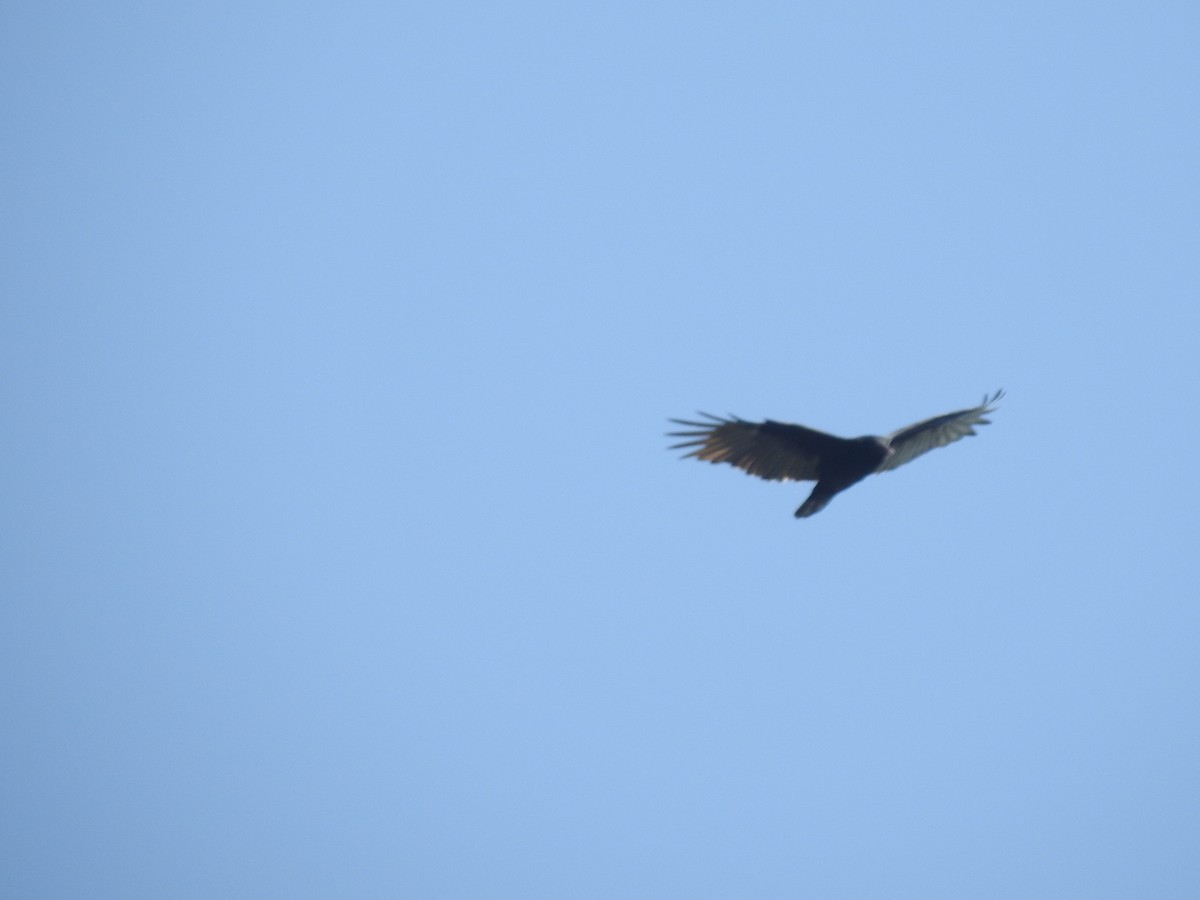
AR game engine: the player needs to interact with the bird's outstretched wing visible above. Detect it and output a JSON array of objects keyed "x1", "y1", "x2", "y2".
[
  {"x1": 877, "y1": 390, "x2": 1004, "y2": 473},
  {"x1": 667, "y1": 414, "x2": 850, "y2": 482}
]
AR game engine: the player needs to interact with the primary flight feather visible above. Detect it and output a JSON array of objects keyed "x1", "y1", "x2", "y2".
[{"x1": 668, "y1": 390, "x2": 1003, "y2": 518}]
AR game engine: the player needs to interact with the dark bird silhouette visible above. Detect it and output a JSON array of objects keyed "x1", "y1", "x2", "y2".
[{"x1": 668, "y1": 391, "x2": 1004, "y2": 518}]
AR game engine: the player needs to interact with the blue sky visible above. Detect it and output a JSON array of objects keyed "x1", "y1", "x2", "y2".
[{"x1": 3, "y1": 2, "x2": 1198, "y2": 897}]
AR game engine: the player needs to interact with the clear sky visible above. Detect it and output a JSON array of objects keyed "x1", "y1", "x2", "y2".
[{"x1": 3, "y1": 2, "x2": 1198, "y2": 898}]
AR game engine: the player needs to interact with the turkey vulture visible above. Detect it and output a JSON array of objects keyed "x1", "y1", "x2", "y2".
[{"x1": 668, "y1": 391, "x2": 1004, "y2": 518}]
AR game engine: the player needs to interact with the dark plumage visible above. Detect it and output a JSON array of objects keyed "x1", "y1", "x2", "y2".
[{"x1": 668, "y1": 391, "x2": 1004, "y2": 518}]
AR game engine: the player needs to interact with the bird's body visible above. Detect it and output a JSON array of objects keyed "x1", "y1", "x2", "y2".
[{"x1": 669, "y1": 391, "x2": 1003, "y2": 518}]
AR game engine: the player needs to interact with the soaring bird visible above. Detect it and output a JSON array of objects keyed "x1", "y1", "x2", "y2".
[{"x1": 668, "y1": 391, "x2": 1003, "y2": 518}]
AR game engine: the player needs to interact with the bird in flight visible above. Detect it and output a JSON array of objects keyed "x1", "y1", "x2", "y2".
[{"x1": 668, "y1": 391, "x2": 1004, "y2": 518}]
